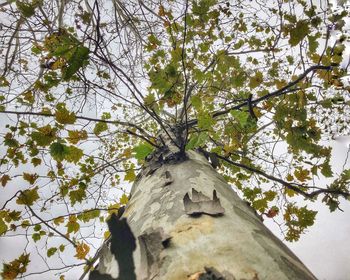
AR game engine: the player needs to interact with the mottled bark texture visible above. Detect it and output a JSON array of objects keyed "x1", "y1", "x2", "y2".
[{"x1": 90, "y1": 149, "x2": 317, "y2": 280}]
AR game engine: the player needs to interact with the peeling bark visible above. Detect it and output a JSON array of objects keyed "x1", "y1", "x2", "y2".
[
  {"x1": 90, "y1": 150, "x2": 317, "y2": 280},
  {"x1": 183, "y1": 189, "x2": 225, "y2": 216}
]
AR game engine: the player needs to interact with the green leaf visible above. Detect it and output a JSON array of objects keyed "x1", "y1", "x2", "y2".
[
  {"x1": 191, "y1": 95, "x2": 202, "y2": 110},
  {"x1": 69, "y1": 188, "x2": 86, "y2": 205},
  {"x1": 66, "y1": 216, "x2": 80, "y2": 234},
  {"x1": 230, "y1": 110, "x2": 250, "y2": 127},
  {"x1": 289, "y1": 20, "x2": 310, "y2": 46},
  {"x1": 65, "y1": 146, "x2": 83, "y2": 163},
  {"x1": 62, "y1": 46, "x2": 89, "y2": 81},
  {"x1": 50, "y1": 142, "x2": 68, "y2": 162},
  {"x1": 186, "y1": 132, "x2": 208, "y2": 150},
  {"x1": 47, "y1": 247, "x2": 57, "y2": 258},
  {"x1": 133, "y1": 143, "x2": 153, "y2": 160},
  {"x1": 16, "y1": 187, "x2": 39, "y2": 206},
  {"x1": 31, "y1": 125, "x2": 56, "y2": 146},
  {"x1": 93, "y1": 122, "x2": 108, "y2": 136},
  {"x1": 77, "y1": 210, "x2": 100, "y2": 223},
  {"x1": 59, "y1": 244, "x2": 65, "y2": 252},
  {"x1": 16, "y1": 1, "x2": 37, "y2": 18},
  {"x1": 320, "y1": 160, "x2": 333, "y2": 178},
  {"x1": 32, "y1": 233, "x2": 41, "y2": 242}
]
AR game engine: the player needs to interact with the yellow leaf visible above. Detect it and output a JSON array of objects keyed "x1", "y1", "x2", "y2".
[
  {"x1": 104, "y1": 230, "x2": 110, "y2": 240},
  {"x1": 124, "y1": 169, "x2": 136, "y2": 182},
  {"x1": 286, "y1": 174, "x2": 294, "y2": 182},
  {"x1": 74, "y1": 242, "x2": 90, "y2": 260},
  {"x1": 53, "y1": 216, "x2": 64, "y2": 226},
  {"x1": 119, "y1": 194, "x2": 129, "y2": 205}
]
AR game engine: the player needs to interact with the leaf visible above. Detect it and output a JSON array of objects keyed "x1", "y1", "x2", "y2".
[
  {"x1": 32, "y1": 233, "x2": 41, "y2": 242},
  {"x1": 50, "y1": 142, "x2": 68, "y2": 161},
  {"x1": 0, "y1": 175, "x2": 11, "y2": 187},
  {"x1": 47, "y1": 247, "x2": 57, "y2": 258},
  {"x1": 16, "y1": 187, "x2": 39, "y2": 206},
  {"x1": 191, "y1": 95, "x2": 202, "y2": 110},
  {"x1": 74, "y1": 242, "x2": 90, "y2": 260},
  {"x1": 93, "y1": 122, "x2": 108, "y2": 136},
  {"x1": 62, "y1": 46, "x2": 89, "y2": 81},
  {"x1": 320, "y1": 160, "x2": 333, "y2": 178},
  {"x1": 55, "y1": 106, "x2": 76, "y2": 125},
  {"x1": 69, "y1": 188, "x2": 86, "y2": 205},
  {"x1": 286, "y1": 174, "x2": 294, "y2": 182},
  {"x1": 119, "y1": 194, "x2": 129, "y2": 205},
  {"x1": 197, "y1": 111, "x2": 214, "y2": 130},
  {"x1": 65, "y1": 146, "x2": 84, "y2": 163},
  {"x1": 0, "y1": 217, "x2": 8, "y2": 235},
  {"x1": 77, "y1": 210, "x2": 100, "y2": 222},
  {"x1": 0, "y1": 253, "x2": 30, "y2": 280},
  {"x1": 230, "y1": 110, "x2": 250, "y2": 127},
  {"x1": 31, "y1": 125, "x2": 56, "y2": 146},
  {"x1": 289, "y1": 20, "x2": 310, "y2": 46},
  {"x1": 59, "y1": 245, "x2": 65, "y2": 252},
  {"x1": 186, "y1": 132, "x2": 208, "y2": 150},
  {"x1": 66, "y1": 215, "x2": 80, "y2": 234},
  {"x1": 23, "y1": 173, "x2": 38, "y2": 185},
  {"x1": 124, "y1": 169, "x2": 136, "y2": 182},
  {"x1": 16, "y1": 1, "x2": 36, "y2": 18},
  {"x1": 294, "y1": 168, "x2": 311, "y2": 182},
  {"x1": 53, "y1": 216, "x2": 64, "y2": 226},
  {"x1": 67, "y1": 130, "x2": 88, "y2": 144},
  {"x1": 133, "y1": 143, "x2": 153, "y2": 160},
  {"x1": 266, "y1": 206, "x2": 279, "y2": 218},
  {"x1": 248, "y1": 71, "x2": 263, "y2": 89}
]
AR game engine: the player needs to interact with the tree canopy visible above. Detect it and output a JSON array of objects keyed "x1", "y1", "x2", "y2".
[{"x1": 0, "y1": 0, "x2": 349, "y2": 278}]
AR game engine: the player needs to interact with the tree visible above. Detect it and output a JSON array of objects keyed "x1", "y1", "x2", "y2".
[{"x1": 0, "y1": 0, "x2": 349, "y2": 279}]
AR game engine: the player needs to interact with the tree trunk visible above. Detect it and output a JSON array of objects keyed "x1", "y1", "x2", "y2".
[{"x1": 90, "y1": 150, "x2": 316, "y2": 280}]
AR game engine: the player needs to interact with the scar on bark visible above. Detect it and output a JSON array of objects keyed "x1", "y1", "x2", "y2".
[
  {"x1": 188, "y1": 266, "x2": 236, "y2": 280},
  {"x1": 138, "y1": 228, "x2": 172, "y2": 279},
  {"x1": 183, "y1": 188, "x2": 225, "y2": 216}
]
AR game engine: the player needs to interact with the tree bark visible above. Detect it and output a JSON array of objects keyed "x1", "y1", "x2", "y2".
[{"x1": 90, "y1": 150, "x2": 316, "y2": 280}]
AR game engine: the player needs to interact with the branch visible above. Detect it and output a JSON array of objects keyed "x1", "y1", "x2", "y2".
[
  {"x1": 187, "y1": 65, "x2": 332, "y2": 126},
  {"x1": 0, "y1": 110, "x2": 153, "y2": 139},
  {"x1": 216, "y1": 154, "x2": 350, "y2": 200}
]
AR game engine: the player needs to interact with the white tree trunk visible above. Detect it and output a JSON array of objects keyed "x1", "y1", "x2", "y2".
[{"x1": 90, "y1": 150, "x2": 316, "y2": 280}]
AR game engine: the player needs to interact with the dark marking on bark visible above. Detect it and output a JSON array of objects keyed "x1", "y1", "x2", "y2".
[
  {"x1": 183, "y1": 188, "x2": 225, "y2": 216},
  {"x1": 107, "y1": 214, "x2": 137, "y2": 280},
  {"x1": 163, "y1": 170, "x2": 173, "y2": 186},
  {"x1": 138, "y1": 228, "x2": 171, "y2": 279},
  {"x1": 89, "y1": 270, "x2": 115, "y2": 280},
  {"x1": 198, "y1": 266, "x2": 235, "y2": 280}
]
